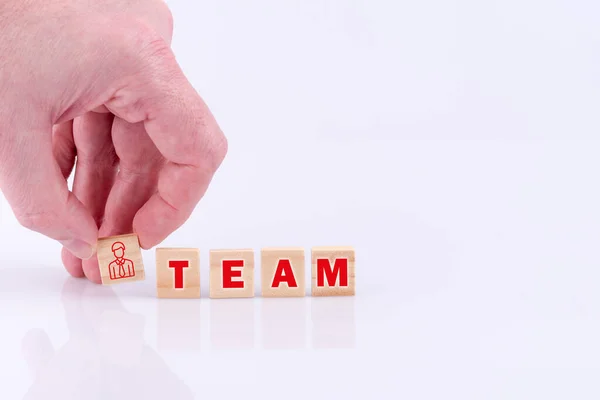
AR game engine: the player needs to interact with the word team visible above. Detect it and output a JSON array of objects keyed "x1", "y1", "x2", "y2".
[{"x1": 96, "y1": 234, "x2": 356, "y2": 298}]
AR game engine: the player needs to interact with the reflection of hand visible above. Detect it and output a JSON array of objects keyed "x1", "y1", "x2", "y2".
[
  {"x1": 0, "y1": 0, "x2": 227, "y2": 282},
  {"x1": 21, "y1": 278, "x2": 194, "y2": 399}
]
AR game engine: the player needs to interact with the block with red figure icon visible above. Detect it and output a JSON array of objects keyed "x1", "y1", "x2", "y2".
[
  {"x1": 311, "y1": 247, "x2": 355, "y2": 296},
  {"x1": 209, "y1": 249, "x2": 255, "y2": 298},
  {"x1": 97, "y1": 234, "x2": 145, "y2": 285},
  {"x1": 156, "y1": 248, "x2": 200, "y2": 298},
  {"x1": 261, "y1": 247, "x2": 305, "y2": 297}
]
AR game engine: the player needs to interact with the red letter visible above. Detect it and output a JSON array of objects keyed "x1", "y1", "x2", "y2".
[
  {"x1": 317, "y1": 258, "x2": 348, "y2": 287},
  {"x1": 169, "y1": 260, "x2": 189, "y2": 289},
  {"x1": 223, "y1": 259, "x2": 244, "y2": 288},
  {"x1": 271, "y1": 259, "x2": 298, "y2": 288}
]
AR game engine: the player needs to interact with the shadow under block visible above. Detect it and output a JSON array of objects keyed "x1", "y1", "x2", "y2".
[
  {"x1": 261, "y1": 248, "x2": 305, "y2": 297},
  {"x1": 97, "y1": 234, "x2": 145, "y2": 285},
  {"x1": 156, "y1": 248, "x2": 200, "y2": 298},
  {"x1": 311, "y1": 247, "x2": 355, "y2": 296},
  {"x1": 210, "y1": 249, "x2": 255, "y2": 299}
]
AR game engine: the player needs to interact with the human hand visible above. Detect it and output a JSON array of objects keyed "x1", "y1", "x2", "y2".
[{"x1": 0, "y1": 0, "x2": 227, "y2": 282}]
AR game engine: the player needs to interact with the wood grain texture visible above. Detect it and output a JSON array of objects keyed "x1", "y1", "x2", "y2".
[
  {"x1": 311, "y1": 246, "x2": 355, "y2": 296},
  {"x1": 156, "y1": 248, "x2": 200, "y2": 298},
  {"x1": 97, "y1": 234, "x2": 145, "y2": 285},
  {"x1": 261, "y1": 248, "x2": 305, "y2": 297},
  {"x1": 209, "y1": 249, "x2": 255, "y2": 298}
]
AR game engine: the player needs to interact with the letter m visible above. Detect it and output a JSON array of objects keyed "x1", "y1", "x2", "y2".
[{"x1": 317, "y1": 258, "x2": 348, "y2": 287}]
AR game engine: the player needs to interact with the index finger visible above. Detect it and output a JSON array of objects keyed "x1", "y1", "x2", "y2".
[{"x1": 105, "y1": 39, "x2": 228, "y2": 248}]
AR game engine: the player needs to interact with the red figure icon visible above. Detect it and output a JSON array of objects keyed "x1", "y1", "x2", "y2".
[{"x1": 108, "y1": 241, "x2": 136, "y2": 280}]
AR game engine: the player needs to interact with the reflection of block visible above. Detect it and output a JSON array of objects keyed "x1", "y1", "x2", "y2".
[
  {"x1": 311, "y1": 247, "x2": 355, "y2": 296},
  {"x1": 261, "y1": 248, "x2": 305, "y2": 297},
  {"x1": 156, "y1": 248, "x2": 200, "y2": 298},
  {"x1": 311, "y1": 297, "x2": 356, "y2": 348},
  {"x1": 261, "y1": 298, "x2": 307, "y2": 349},
  {"x1": 210, "y1": 300, "x2": 255, "y2": 349},
  {"x1": 97, "y1": 234, "x2": 145, "y2": 285},
  {"x1": 209, "y1": 249, "x2": 254, "y2": 298},
  {"x1": 157, "y1": 300, "x2": 202, "y2": 352}
]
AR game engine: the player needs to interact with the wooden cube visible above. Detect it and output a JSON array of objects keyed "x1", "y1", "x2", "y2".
[
  {"x1": 209, "y1": 249, "x2": 254, "y2": 298},
  {"x1": 311, "y1": 247, "x2": 355, "y2": 296},
  {"x1": 261, "y1": 247, "x2": 305, "y2": 297},
  {"x1": 156, "y1": 248, "x2": 200, "y2": 298},
  {"x1": 97, "y1": 234, "x2": 145, "y2": 285}
]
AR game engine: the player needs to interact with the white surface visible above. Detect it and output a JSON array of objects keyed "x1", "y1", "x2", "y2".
[
  {"x1": 3, "y1": 140, "x2": 600, "y2": 399},
  {"x1": 1, "y1": 1, "x2": 600, "y2": 399}
]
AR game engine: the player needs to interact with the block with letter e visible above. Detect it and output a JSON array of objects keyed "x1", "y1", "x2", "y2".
[{"x1": 209, "y1": 249, "x2": 255, "y2": 298}]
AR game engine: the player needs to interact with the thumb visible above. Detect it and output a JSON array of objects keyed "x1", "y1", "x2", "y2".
[{"x1": 0, "y1": 125, "x2": 98, "y2": 260}]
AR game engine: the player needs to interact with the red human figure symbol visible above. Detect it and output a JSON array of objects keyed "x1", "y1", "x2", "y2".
[{"x1": 108, "y1": 241, "x2": 136, "y2": 280}]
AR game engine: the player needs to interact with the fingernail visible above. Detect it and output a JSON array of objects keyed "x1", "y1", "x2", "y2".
[{"x1": 60, "y1": 239, "x2": 96, "y2": 260}]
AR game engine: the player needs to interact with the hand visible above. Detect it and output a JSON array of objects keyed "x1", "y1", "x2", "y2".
[{"x1": 0, "y1": 0, "x2": 227, "y2": 282}]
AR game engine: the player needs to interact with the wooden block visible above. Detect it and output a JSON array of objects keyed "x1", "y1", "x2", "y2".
[
  {"x1": 156, "y1": 248, "x2": 200, "y2": 298},
  {"x1": 209, "y1": 249, "x2": 254, "y2": 298},
  {"x1": 261, "y1": 247, "x2": 305, "y2": 297},
  {"x1": 97, "y1": 234, "x2": 145, "y2": 285},
  {"x1": 311, "y1": 246, "x2": 355, "y2": 296}
]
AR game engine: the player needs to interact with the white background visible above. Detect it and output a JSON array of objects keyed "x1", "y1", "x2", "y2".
[{"x1": 1, "y1": 0, "x2": 600, "y2": 399}]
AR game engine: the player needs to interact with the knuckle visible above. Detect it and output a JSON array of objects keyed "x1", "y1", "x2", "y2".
[
  {"x1": 212, "y1": 130, "x2": 229, "y2": 167},
  {"x1": 162, "y1": 4, "x2": 174, "y2": 37},
  {"x1": 118, "y1": 21, "x2": 175, "y2": 70},
  {"x1": 15, "y1": 209, "x2": 58, "y2": 233},
  {"x1": 105, "y1": 23, "x2": 177, "y2": 122},
  {"x1": 140, "y1": 36, "x2": 174, "y2": 66},
  {"x1": 199, "y1": 127, "x2": 228, "y2": 172},
  {"x1": 133, "y1": 31, "x2": 179, "y2": 94}
]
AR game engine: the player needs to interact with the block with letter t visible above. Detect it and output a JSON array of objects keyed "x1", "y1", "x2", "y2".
[{"x1": 156, "y1": 248, "x2": 200, "y2": 298}]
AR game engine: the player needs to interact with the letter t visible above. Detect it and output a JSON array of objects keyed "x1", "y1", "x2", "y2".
[{"x1": 169, "y1": 260, "x2": 189, "y2": 289}]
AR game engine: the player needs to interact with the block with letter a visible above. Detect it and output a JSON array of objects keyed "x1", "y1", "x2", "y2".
[
  {"x1": 97, "y1": 234, "x2": 145, "y2": 285},
  {"x1": 261, "y1": 247, "x2": 305, "y2": 297},
  {"x1": 311, "y1": 246, "x2": 355, "y2": 296},
  {"x1": 156, "y1": 248, "x2": 200, "y2": 298},
  {"x1": 209, "y1": 249, "x2": 255, "y2": 298}
]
